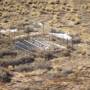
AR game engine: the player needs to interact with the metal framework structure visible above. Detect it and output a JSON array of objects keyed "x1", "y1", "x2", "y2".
[{"x1": 15, "y1": 37, "x2": 66, "y2": 53}]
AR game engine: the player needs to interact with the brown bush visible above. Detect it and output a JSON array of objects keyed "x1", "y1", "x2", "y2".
[{"x1": 0, "y1": 68, "x2": 13, "y2": 83}]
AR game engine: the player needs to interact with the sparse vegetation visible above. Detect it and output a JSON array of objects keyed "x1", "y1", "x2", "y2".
[
  {"x1": 0, "y1": 50, "x2": 17, "y2": 58},
  {"x1": 0, "y1": 56, "x2": 34, "y2": 67},
  {"x1": 0, "y1": 0, "x2": 90, "y2": 90},
  {"x1": 0, "y1": 68, "x2": 13, "y2": 83}
]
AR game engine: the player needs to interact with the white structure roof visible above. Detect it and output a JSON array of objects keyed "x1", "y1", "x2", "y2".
[
  {"x1": 0, "y1": 29, "x2": 18, "y2": 34},
  {"x1": 49, "y1": 33, "x2": 72, "y2": 41}
]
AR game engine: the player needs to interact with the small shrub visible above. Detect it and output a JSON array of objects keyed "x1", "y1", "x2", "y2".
[
  {"x1": 14, "y1": 64, "x2": 34, "y2": 72},
  {"x1": 0, "y1": 50, "x2": 17, "y2": 58},
  {"x1": 0, "y1": 56, "x2": 34, "y2": 67},
  {"x1": 0, "y1": 68, "x2": 13, "y2": 83}
]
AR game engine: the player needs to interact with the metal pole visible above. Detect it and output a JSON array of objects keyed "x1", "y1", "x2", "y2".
[
  {"x1": 71, "y1": 37, "x2": 73, "y2": 49},
  {"x1": 67, "y1": 39, "x2": 68, "y2": 48},
  {"x1": 42, "y1": 22, "x2": 45, "y2": 37},
  {"x1": 9, "y1": 30, "x2": 11, "y2": 44},
  {"x1": 13, "y1": 31, "x2": 15, "y2": 44}
]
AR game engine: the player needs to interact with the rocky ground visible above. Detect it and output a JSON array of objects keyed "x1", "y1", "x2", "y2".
[{"x1": 0, "y1": 0, "x2": 90, "y2": 90}]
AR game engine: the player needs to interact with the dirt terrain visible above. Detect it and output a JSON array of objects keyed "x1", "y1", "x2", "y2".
[{"x1": 0, "y1": 0, "x2": 90, "y2": 90}]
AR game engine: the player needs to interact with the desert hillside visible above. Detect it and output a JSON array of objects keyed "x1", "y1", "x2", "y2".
[
  {"x1": 0, "y1": 0, "x2": 85, "y2": 28},
  {"x1": 0, "y1": 0, "x2": 90, "y2": 90}
]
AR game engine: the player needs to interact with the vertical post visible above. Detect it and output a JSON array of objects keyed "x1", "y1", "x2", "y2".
[
  {"x1": 63, "y1": 38, "x2": 64, "y2": 45},
  {"x1": 66, "y1": 39, "x2": 68, "y2": 48},
  {"x1": 71, "y1": 37, "x2": 73, "y2": 49},
  {"x1": 9, "y1": 30, "x2": 11, "y2": 45},
  {"x1": 28, "y1": 32, "x2": 29, "y2": 40},
  {"x1": 13, "y1": 31, "x2": 15, "y2": 44},
  {"x1": 42, "y1": 22, "x2": 45, "y2": 37},
  {"x1": 49, "y1": 32, "x2": 51, "y2": 41}
]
